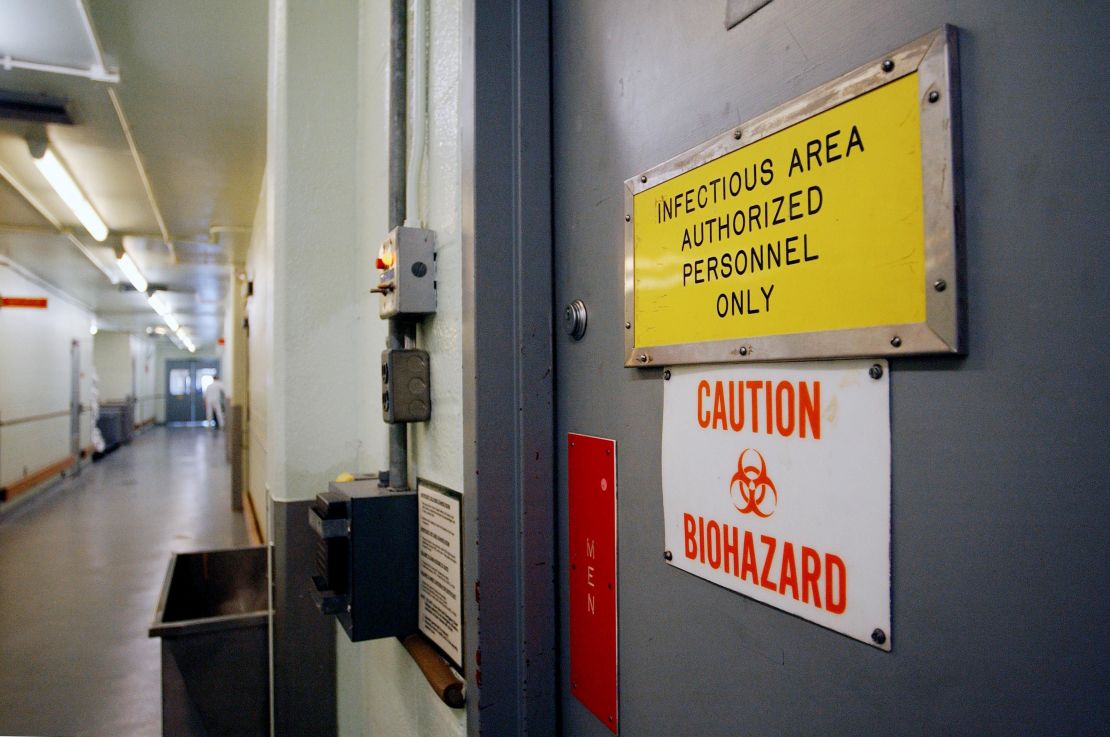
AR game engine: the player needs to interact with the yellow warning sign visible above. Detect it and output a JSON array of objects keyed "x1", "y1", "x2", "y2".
[{"x1": 632, "y1": 74, "x2": 926, "y2": 351}]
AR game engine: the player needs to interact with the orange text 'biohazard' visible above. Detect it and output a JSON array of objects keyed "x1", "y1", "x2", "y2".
[{"x1": 682, "y1": 513, "x2": 846, "y2": 614}]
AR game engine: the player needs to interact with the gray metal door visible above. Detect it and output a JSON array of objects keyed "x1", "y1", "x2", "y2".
[
  {"x1": 166, "y1": 359, "x2": 220, "y2": 424},
  {"x1": 552, "y1": 2, "x2": 1109, "y2": 736}
]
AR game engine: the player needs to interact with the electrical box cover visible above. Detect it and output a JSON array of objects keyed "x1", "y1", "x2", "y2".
[
  {"x1": 375, "y1": 226, "x2": 436, "y2": 318},
  {"x1": 308, "y1": 480, "x2": 418, "y2": 641},
  {"x1": 382, "y1": 349, "x2": 431, "y2": 423}
]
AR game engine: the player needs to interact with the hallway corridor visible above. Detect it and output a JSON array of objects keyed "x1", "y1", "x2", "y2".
[{"x1": 0, "y1": 427, "x2": 248, "y2": 737}]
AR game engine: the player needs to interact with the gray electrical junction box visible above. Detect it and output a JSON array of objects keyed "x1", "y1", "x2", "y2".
[
  {"x1": 308, "y1": 480, "x2": 418, "y2": 642},
  {"x1": 382, "y1": 349, "x2": 431, "y2": 423},
  {"x1": 374, "y1": 226, "x2": 436, "y2": 318}
]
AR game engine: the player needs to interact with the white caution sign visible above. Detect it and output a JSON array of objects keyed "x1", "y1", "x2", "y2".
[{"x1": 662, "y1": 359, "x2": 891, "y2": 649}]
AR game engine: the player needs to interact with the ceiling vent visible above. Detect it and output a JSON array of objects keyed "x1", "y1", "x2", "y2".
[{"x1": 0, "y1": 90, "x2": 72, "y2": 124}]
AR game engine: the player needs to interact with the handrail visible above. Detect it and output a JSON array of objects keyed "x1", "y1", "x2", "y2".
[
  {"x1": 0, "y1": 395, "x2": 169, "y2": 428},
  {"x1": 0, "y1": 408, "x2": 86, "y2": 428}
]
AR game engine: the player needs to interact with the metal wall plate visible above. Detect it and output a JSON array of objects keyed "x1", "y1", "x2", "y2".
[{"x1": 623, "y1": 25, "x2": 964, "y2": 367}]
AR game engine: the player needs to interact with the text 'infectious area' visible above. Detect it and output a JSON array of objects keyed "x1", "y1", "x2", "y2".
[{"x1": 652, "y1": 125, "x2": 865, "y2": 320}]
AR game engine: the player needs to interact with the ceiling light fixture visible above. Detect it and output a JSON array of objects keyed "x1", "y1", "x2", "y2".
[
  {"x1": 176, "y1": 329, "x2": 196, "y2": 353},
  {"x1": 117, "y1": 252, "x2": 148, "y2": 293},
  {"x1": 148, "y1": 292, "x2": 182, "y2": 333},
  {"x1": 147, "y1": 292, "x2": 171, "y2": 316},
  {"x1": 27, "y1": 140, "x2": 109, "y2": 241}
]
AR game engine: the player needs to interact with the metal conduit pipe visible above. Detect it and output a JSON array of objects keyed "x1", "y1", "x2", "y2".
[
  {"x1": 379, "y1": 0, "x2": 461, "y2": 708},
  {"x1": 404, "y1": 0, "x2": 427, "y2": 230},
  {"x1": 384, "y1": 0, "x2": 410, "y2": 491}
]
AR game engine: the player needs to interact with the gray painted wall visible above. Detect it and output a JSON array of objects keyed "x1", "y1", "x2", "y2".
[{"x1": 552, "y1": 2, "x2": 1109, "y2": 735}]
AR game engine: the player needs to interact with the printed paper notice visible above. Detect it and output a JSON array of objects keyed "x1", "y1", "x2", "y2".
[{"x1": 417, "y1": 481, "x2": 463, "y2": 667}]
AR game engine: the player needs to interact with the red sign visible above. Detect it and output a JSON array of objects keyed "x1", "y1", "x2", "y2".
[
  {"x1": 0, "y1": 297, "x2": 48, "y2": 309},
  {"x1": 568, "y1": 433, "x2": 618, "y2": 733}
]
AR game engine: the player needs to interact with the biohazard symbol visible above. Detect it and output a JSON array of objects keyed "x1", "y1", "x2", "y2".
[{"x1": 729, "y1": 448, "x2": 777, "y2": 518}]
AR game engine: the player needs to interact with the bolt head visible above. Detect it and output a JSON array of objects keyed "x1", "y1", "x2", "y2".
[
  {"x1": 881, "y1": 59, "x2": 895, "y2": 72},
  {"x1": 871, "y1": 628, "x2": 887, "y2": 645},
  {"x1": 637, "y1": 353, "x2": 649, "y2": 364},
  {"x1": 663, "y1": 369, "x2": 672, "y2": 380},
  {"x1": 663, "y1": 550, "x2": 673, "y2": 561},
  {"x1": 625, "y1": 214, "x2": 631, "y2": 222},
  {"x1": 928, "y1": 90, "x2": 940, "y2": 103},
  {"x1": 733, "y1": 128, "x2": 742, "y2": 140},
  {"x1": 933, "y1": 278, "x2": 947, "y2": 292},
  {"x1": 869, "y1": 364, "x2": 884, "y2": 380},
  {"x1": 624, "y1": 321, "x2": 632, "y2": 329},
  {"x1": 739, "y1": 346, "x2": 748, "y2": 356},
  {"x1": 640, "y1": 174, "x2": 647, "y2": 183},
  {"x1": 890, "y1": 336, "x2": 902, "y2": 348}
]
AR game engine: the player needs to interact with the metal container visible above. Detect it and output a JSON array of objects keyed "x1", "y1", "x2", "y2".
[{"x1": 150, "y1": 546, "x2": 269, "y2": 737}]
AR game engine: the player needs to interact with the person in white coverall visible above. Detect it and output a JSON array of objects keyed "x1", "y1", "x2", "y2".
[{"x1": 204, "y1": 375, "x2": 227, "y2": 429}]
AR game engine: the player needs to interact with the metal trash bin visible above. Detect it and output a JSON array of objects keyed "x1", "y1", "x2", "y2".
[
  {"x1": 149, "y1": 546, "x2": 270, "y2": 737},
  {"x1": 95, "y1": 405, "x2": 125, "y2": 455}
]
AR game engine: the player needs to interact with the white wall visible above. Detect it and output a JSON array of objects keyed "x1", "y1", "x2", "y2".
[
  {"x1": 0, "y1": 259, "x2": 92, "y2": 489},
  {"x1": 223, "y1": 266, "x2": 249, "y2": 409},
  {"x1": 246, "y1": 175, "x2": 271, "y2": 535},
  {"x1": 93, "y1": 331, "x2": 133, "y2": 402},
  {"x1": 338, "y1": 2, "x2": 465, "y2": 735},
  {"x1": 92, "y1": 331, "x2": 157, "y2": 425},
  {"x1": 256, "y1": 0, "x2": 465, "y2": 733},
  {"x1": 409, "y1": 0, "x2": 464, "y2": 492},
  {"x1": 266, "y1": 0, "x2": 367, "y2": 503},
  {"x1": 131, "y1": 334, "x2": 157, "y2": 423}
]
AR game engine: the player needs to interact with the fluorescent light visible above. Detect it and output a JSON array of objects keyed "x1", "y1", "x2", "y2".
[
  {"x1": 31, "y1": 147, "x2": 109, "y2": 241},
  {"x1": 174, "y1": 327, "x2": 196, "y2": 353},
  {"x1": 147, "y1": 291, "x2": 181, "y2": 332},
  {"x1": 148, "y1": 293, "x2": 171, "y2": 316},
  {"x1": 117, "y1": 252, "x2": 148, "y2": 293}
]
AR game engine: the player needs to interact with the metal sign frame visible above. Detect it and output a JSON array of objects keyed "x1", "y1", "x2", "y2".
[
  {"x1": 416, "y1": 479, "x2": 465, "y2": 672},
  {"x1": 623, "y1": 25, "x2": 963, "y2": 367}
]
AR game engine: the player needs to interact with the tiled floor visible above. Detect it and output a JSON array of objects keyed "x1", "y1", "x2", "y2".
[{"x1": 0, "y1": 426, "x2": 247, "y2": 737}]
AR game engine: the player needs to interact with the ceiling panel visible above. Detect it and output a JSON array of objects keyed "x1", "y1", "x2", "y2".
[
  {"x1": 0, "y1": 174, "x2": 47, "y2": 227},
  {"x1": 90, "y1": 0, "x2": 268, "y2": 235},
  {"x1": 0, "y1": 230, "x2": 106, "y2": 306},
  {"x1": 0, "y1": 0, "x2": 99, "y2": 69},
  {"x1": 0, "y1": 70, "x2": 160, "y2": 234},
  {"x1": 0, "y1": 0, "x2": 266, "y2": 350}
]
